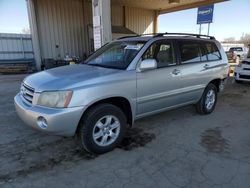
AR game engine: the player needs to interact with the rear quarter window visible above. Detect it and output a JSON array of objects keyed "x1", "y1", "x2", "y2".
[
  {"x1": 179, "y1": 41, "x2": 202, "y2": 63},
  {"x1": 204, "y1": 42, "x2": 221, "y2": 61}
]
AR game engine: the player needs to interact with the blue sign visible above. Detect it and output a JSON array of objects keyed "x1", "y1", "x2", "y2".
[{"x1": 197, "y1": 5, "x2": 214, "y2": 24}]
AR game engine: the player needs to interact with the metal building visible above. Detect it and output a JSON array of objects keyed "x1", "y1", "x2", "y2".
[
  {"x1": 26, "y1": 0, "x2": 227, "y2": 70},
  {"x1": 0, "y1": 33, "x2": 34, "y2": 60}
]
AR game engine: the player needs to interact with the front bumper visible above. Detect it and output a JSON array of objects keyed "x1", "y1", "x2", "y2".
[
  {"x1": 14, "y1": 93, "x2": 84, "y2": 137},
  {"x1": 234, "y1": 68, "x2": 250, "y2": 81}
]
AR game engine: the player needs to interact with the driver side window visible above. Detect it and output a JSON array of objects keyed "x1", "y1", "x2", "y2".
[{"x1": 142, "y1": 41, "x2": 176, "y2": 68}]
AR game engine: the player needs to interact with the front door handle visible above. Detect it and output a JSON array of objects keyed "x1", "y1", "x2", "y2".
[{"x1": 172, "y1": 69, "x2": 181, "y2": 75}]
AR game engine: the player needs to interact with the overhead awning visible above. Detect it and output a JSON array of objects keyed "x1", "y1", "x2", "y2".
[{"x1": 112, "y1": 0, "x2": 228, "y2": 14}]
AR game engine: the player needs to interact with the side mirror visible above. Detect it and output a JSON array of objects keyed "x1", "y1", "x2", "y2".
[{"x1": 138, "y1": 59, "x2": 157, "y2": 72}]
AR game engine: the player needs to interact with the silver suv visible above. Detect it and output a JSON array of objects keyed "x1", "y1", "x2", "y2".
[{"x1": 14, "y1": 33, "x2": 229, "y2": 154}]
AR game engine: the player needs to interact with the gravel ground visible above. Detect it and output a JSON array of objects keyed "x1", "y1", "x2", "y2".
[{"x1": 0, "y1": 74, "x2": 250, "y2": 188}]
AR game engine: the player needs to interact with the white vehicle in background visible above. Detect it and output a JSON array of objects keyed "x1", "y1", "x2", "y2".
[
  {"x1": 235, "y1": 51, "x2": 250, "y2": 83},
  {"x1": 229, "y1": 47, "x2": 248, "y2": 60}
]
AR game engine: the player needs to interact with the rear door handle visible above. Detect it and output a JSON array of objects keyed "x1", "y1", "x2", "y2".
[
  {"x1": 172, "y1": 69, "x2": 181, "y2": 75},
  {"x1": 204, "y1": 64, "x2": 210, "y2": 69}
]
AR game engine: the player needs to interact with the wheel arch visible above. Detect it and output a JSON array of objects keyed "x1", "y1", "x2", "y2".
[
  {"x1": 208, "y1": 78, "x2": 223, "y2": 92},
  {"x1": 75, "y1": 96, "x2": 134, "y2": 135}
]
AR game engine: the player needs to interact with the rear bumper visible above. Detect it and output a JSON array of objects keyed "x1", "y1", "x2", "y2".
[{"x1": 14, "y1": 93, "x2": 84, "y2": 137}]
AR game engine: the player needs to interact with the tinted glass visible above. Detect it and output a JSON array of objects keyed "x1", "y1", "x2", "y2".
[
  {"x1": 179, "y1": 42, "x2": 201, "y2": 63},
  {"x1": 205, "y1": 43, "x2": 221, "y2": 61},
  {"x1": 200, "y1": 45, "x2": 208, "y2": 61},
  {"x1": 142, "y1": 41, "x2": 176, "y2": 68},
  {"x1": 86, "y1": 41, "x2": 145, "y2": 69},
  {"x1": 142, "y1": 43, "x2": 157, "y2": 60}
]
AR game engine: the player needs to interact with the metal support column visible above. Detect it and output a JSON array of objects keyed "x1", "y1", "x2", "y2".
[
  {"x1": 153, "y1": 11, "x2": 159, "y2": 34},
  {"x1": 26, "y1": 0, "x2": 42, "y2": 70},
  {"x1": 207, "y1": 23, "x2": 210, "y2": 35},
  {"x1": 92, "y1": 0, "x2": 112, "y2": 51}
]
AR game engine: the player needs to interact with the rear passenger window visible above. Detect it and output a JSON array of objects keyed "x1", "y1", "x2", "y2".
[
  {"x1": 205, "y1": 43, "x2": 221, "y2": 61},
  {"x1": 179, "y1": 42, "x2": 201, "y2": 63}
]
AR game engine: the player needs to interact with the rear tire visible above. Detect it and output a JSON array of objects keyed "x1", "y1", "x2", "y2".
[
  {"x1": 196, "y1": 83, "x2": 217, "y2": 115},
  {"x1": 78, "y1": 103, "x2": 127, "y2": 154}
]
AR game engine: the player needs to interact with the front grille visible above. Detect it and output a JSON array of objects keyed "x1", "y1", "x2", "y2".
[
  {"x1": 239, "y1": 75, "x2": 250, "y2": 80},
  {"x1": 21, "y1": 83, "x2": 34, "y2": 104},
  {"x1": 243, "y1": 68, "x2": 250, "y2": 71}
]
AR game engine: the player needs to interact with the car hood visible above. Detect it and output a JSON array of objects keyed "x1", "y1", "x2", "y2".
[{"x1": 23, "y1": 64, "x2": 122, "y2": 92}]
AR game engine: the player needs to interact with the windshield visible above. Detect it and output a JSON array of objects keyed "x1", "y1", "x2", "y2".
[
  {"x1": 85, "y1": 41, "x2": 145, "y2": 69},
  {"x1": 229, "y1": 47, "x2": 243, "y2": 52}
]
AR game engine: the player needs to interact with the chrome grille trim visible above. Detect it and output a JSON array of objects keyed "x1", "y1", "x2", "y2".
[{"x1": 21, "y1": 83, "x2": 35, "y2": 104}]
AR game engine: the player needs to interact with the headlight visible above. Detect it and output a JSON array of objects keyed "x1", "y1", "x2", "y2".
[{"x1": 37, "y1": 91, "x2": 73, "y2": 108}]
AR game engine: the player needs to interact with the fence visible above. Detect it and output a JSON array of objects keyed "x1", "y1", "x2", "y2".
[{"x1": 0, "y1": 33, "x2": 34, "y2": 63}]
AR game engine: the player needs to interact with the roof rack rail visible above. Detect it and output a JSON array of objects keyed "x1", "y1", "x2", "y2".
[
  {"x1": 117, "y1": 33, "x2": 160, "y2": 40},
  {"x1": 140, "y1": 33, "x2": 160, "y2": 36},
  {"x1": 154, "y1": 32, "x2": 215, "y2": 39},
  {"x1": 117, "y1": 32, "x2": 215, "y2": 40},
  {"x1": 117, "y1": 35, "x2": 139, "y2": 39}
]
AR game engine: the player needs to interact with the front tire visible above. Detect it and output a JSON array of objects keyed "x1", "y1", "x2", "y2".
[
  {"x1": 78, "y1": 104, "x2": 127, "y2": 154},
  {"x1": 196, "y1": 83, "x2": 217, "y2": 115}
]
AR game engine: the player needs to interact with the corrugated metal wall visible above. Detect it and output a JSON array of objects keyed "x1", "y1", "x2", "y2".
[
  {"x1": 83, "y1": 1, "x2": 94, "y2": 54},
  {"x1": 35, "y1": 0, "x2": 86, "y2": 59},
  {"x1": 125, "y1": 7, "x2": 154, "y2": 34},
  {"x1": 33, "y1": 0, "x2": 154, "y2": 60},
  {"x1": 111, "y1": 5, "x2": 124, "y2": 26},
  {"x1": 0, "y1": 33, "x2": 34, "y2": 60},
  {"x1": 111, "y1": 5, "x2": 154, "y2": 34}
]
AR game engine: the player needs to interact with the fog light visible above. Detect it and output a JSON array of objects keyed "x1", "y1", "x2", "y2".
[{"x1": 37, "y1": 116, "x2": 48, "y2": 129}]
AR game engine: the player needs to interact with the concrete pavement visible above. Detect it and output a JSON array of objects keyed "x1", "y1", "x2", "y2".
[{"x1": 0, "y1": 74, "x2": 250, "y2": 188}]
